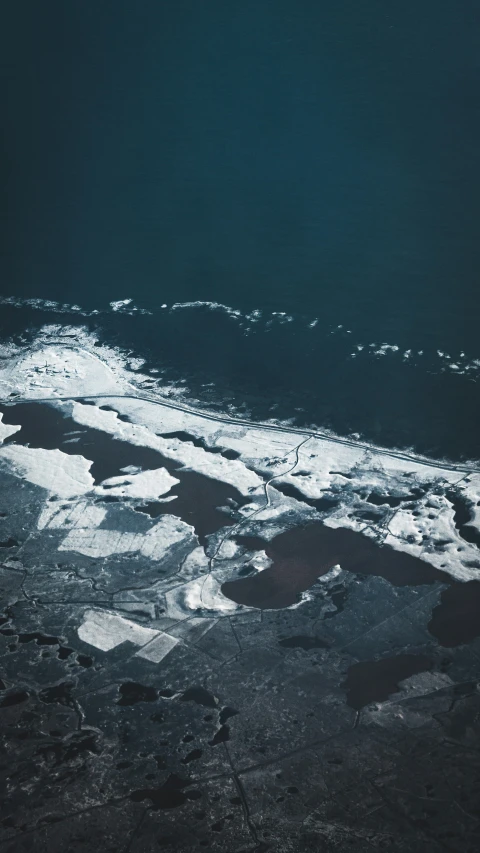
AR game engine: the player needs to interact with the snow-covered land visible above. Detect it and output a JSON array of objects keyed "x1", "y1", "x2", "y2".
[{"x1": 1, "y1": 325, "x2": 479, "y2": 660}]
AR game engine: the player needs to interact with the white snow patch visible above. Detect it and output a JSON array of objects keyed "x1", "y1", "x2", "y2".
[
  {"x1": 136, "y1": 632, "x2": 179, "y2": 662},
  {"x1": 317, "y1": 564, "x2": 343, "y2": 583},
  {"x1": 169, "y1": 616, "x2": 219, "y2": 643},
  {"x1": 95, "y1": 468, "x2": 179, "y2": 500},
  {"x1": 0, "y1": 445, "x2": 94, "y2": 497},
  {"x1": 59, "y1": 513, "x2": 193, "y2": 559},
  {"x1": 0, "y1": 335, "x2": 128, "y2": 399},
  {"x1": 164, "y1": 573, "x2": 246, "y2": 620},
  {"x1": 37, "y1": 499, "x2": 106, "y2": 531},
  {"x1": 78, "y1": 609, "x2": 160, "y2": 651},
  {"x1": 0, "y1": 413, "x2": 20, "y2": 444}
]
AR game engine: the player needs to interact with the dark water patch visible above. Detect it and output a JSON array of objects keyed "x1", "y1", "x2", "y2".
[
  {"x1": 279, "y1": 636, "x2": 329, "y2": 651},
  {"x1": 355, "y1": 510, "x2": 384, "y2": 522},
  {"x1": 367, "y1": 493, "x2": 402, "y2": 508},
  {"x1": 0, "y1": 538, "x2": 19, "y2": 548},
  {"x1": 161, "y1": 430, "x2": 207, "y2": 447},
  {"x1": 0, "y1": 679, "x2": 6, "y2": 690},
  {"x1": 0, "y1": 402, "x2": 249, "y2": 543},
  {"x1": 39, "y1": 682, "x2": 75, "y2": 707},
  {"x1": 219, "y1": 706, "x2": 239, "y2": 725},
  {"x1": 76, "y1": 654, "x2": 93, "y2": 668},
  {"x1": 161, "y1": 430, "x2": 241, "y2": 460},
  {"x1": 133, "y1": 464, "x2": 246, "y2": 544},
  {"x1": 180, "y1": 686, "x2": 217, "y2": 708},
  {"x1": 209, "y1": 725, "x2": 230, "y2": 745},
  {"x1": 222, "y1": 448, "x2": 241, "y2": 460},
  {"x1": 15, "y1": 632, "x2": 78, "y2": 663},
  {"x1": 434, "y1": 539, "x2": 453, "y2": 551},
  {"x1": 102, "y1": 481, "x2": 130, "y2": 489},
  {"x1": 181, "y1": 749, "x2": 202, "y2": 764},
  {"x1": 342, "y1": 654, "x2": 432, "y2": 710},
  {"x1": 98, "y1": 405, "x2": 130, "y2": 423},
  {"x1": 237, "y1": 564, "x2": 257, "y2": 577},
  {"x1": 117, "y1": 682, "x2": 157, "y2": 705},
  {"x1": 324, "y1": 584, "x2": 349, "y2": 619},
  {"x1": 223, "y1": 522, "x2": 451, "y2": 609},
  {"x1": 57, "y1": 646, "x2": 73, "y2": 660},
  {"x1": 458, "y1": 524, "x2": 480, "y2": 548},
  {"x1": 235, "y1": 534, "x2": 269, "y2": 552},
  {"x1": 428, "y1": 581, "x2": 480, "y2": 646},
  {"x1": 130, "y1": 774, "x2": 201, "y2": 810},
  {"x1": 18, "y1": 632, "x2": 60, "y2": 646},
  {"x1": 446, "y1": 490, "x2": 472, "y2": 527},
  {"x1": 273, "y1": 481, "x2": 339, "y2": 513},
  {"x1": 446, "y1": 491, "x2": 480, "y2": 548},
  {"x1": 367, "y1": 488, "x2": 427, "y2": 508},
  {"x1": 0, "y1": 690, "x2": 29, "y2": 707}
]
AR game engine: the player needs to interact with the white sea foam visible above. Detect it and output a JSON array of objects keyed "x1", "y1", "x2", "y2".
[
  {"x1": 171, "y1": 301, "x2": 242, "y2": 318},
  {"x1": 110, "y1": 298, "x2": 133, "y2": 310},
  {"x1": 3, "y1": 296, "x2": 480, "y2": 379},
  {"x1": 349, "y1": 338, "x2": 480, "y2": 377},
  {"x1": 0, "y1": 295, "x2": 152, "y2": 317}
]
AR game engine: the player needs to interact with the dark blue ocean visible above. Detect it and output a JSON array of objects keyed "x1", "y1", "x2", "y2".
[{"x1": 2, "y1": 1, "x2": 479, "y2": 460}]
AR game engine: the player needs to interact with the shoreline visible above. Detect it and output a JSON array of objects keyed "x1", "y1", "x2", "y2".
[{"x1": 2, "y1": 390, "x2": 479, "y2": 476}]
